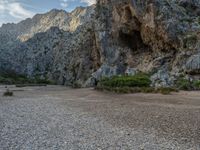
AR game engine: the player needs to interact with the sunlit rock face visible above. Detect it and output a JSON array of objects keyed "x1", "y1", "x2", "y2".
[
  {"x1": 0, "y1": 6, "x2": 95, "y2": 42},
  {"x1": 0, "y1": 0, "x2": 200, "y2": 87},
  {"x1": 0, "y1": 5, "x2": 98, "y2": 86},
  {"x1": 93, "y1": 0, "x2": 200, "y2": 87}
]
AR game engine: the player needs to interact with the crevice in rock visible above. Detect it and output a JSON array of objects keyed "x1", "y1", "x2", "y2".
[
  {"x1": 116, "y1": 5, "x2": 150, "y2": 52},
  {"x1": 124, "y1": 6, "x2": 132, "y2": 21},
  {"x1": 119, "y1": 30, "x2": 146, "y2": 51}
]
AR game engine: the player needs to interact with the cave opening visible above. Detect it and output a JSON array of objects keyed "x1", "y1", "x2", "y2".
[{"x1": 119, "y1": 30, "x2": 145, "y2": 51}]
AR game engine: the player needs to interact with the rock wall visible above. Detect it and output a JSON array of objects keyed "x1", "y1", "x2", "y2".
[
  {"x1": 0, "y1": 6, "x2": 98, "y2": 86},
  {"x1": 92, "y1": 0, "x2": 200, "y2": 87}
]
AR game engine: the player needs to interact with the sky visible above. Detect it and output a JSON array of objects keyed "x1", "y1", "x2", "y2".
[{"x1": 0, "y1": 0, "x2": 96, "y2": 26}]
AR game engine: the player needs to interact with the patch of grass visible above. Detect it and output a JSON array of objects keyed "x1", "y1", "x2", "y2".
[{"x1": 3, "y1": 89, "x2": 13, "y2": 96}]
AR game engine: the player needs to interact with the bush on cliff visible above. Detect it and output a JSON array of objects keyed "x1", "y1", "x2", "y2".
[
  {"x1": 96, "y1": 73, "x2": 178, "y2": 94},
  {"x1": 98, "y1": 74, "x2": 151, "y2": 88},
  {"x1": 175, "y1": 78, "x2": 200, "y2": 91},
  {"x1": 176, "y1": 78, "x2": 192, "y2": 90},
  {"x1": 193, "y1": 80, "x2": 200, "y2": 90},
  {"x1": 0, "y1": 73, "x2": 52, "y2": 85}
]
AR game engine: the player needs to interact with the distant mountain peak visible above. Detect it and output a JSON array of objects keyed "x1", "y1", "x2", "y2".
[
  {"x1": 0, "y1": 5, "x2": 95, "y2": 41},
  {"x1": 47, "y1": 8, "x2": 68, "y2": 14}
]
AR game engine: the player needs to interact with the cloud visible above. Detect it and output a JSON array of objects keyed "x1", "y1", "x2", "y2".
[
  {"x1": 8, "y1": 3, "x2": 34, "y2": 19},
  {"x1": 60, "y1": 3, "x2": 68, "y2": 8},
  {"x1": 0, "y1": 0, "x2": 34, "y2": 20},
  {"x1": 80, "y1": 0, "x2": 96, "y2": 5},
  {"x1": 0, "y1": 0, "x2": 97, "y2": 26},
  {"x1": 59, "y1": 0, "x2": 96, "y2": 8},
  {"x1": 60, "y1": 0, "x2": 69, "y2": 8}
]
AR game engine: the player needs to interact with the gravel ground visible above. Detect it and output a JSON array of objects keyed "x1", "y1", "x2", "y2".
[{"x1": 0, "y1": 85, "x2": 200, "y2": 150}]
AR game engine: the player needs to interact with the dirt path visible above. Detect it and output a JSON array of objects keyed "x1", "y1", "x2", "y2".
[{"x1": 0, "y1": 85, "x2": 199, "y2": 150}]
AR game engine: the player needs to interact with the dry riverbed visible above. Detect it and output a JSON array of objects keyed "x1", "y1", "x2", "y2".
[{"x1": 0, "y1": 85, "x2": 200, "y2": 150}]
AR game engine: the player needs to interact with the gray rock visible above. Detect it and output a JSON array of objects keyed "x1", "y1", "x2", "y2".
[
  {"x1": 92, "y1": 64, "x2": 119, "y2": 80},
  {"x1": 151, "y1": 69, "x2": 175, "y2": 87},
  {"x1": 185, "y1": 54, "x2": 200, "y2": 74},
  {"x1": 0, "y1": 6, "x2": 97, "y2": 86},
  {"x1": 125, "y1": 67, "x2": 138, "y2": 76}
]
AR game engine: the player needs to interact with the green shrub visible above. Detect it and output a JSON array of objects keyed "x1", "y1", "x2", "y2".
[
  {"x1": 176, "y1": 78, "x2": 193, "y2": 90},
  {"x1": 96, "y1": 74, "x2": 179, "y2": 94},
  {"x1": 99, "y1": 74, "x2": 151, "y2": 88},
  {"x1": 175, "y1": 78, "x2": 200, "y2": 91},
  {"x1": 35, "y1": 78, "x2": 52, "y2": 84},
  {"x1": 192, "y1": 80, "x2": 200, "y2": 90},
  {"x1": 3, "y1": 89, "x2": 13, "y2": 96},
  {"x1": 0, "y1": 73, "x2": 31, "y2": 84},
  {"x1": 0, "y1": 76, "x2": 13, "y2": 84},
  {"x1": 0, "y1": 72, "x2": 53, "y2": 85}
]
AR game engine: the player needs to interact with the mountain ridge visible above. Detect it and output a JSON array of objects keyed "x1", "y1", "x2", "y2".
[{"x1": 0, "y1": 5, "x2": 95, "y2": 39}]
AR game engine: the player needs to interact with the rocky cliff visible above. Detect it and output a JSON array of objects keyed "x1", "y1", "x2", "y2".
[
  {"x1": 0, "y1": 0, "x2": 200, "y2": 87},
  {"x1": 0, "y1": 6, "x2": 97, "y2": 86},
  {"x1": 92, "y1": 0, "x2": 200, "y2": 87}
]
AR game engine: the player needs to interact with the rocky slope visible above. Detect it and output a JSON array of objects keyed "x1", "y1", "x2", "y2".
[
  {"x1": 0, "y1": 0, "x2": 200, "y2": 87},
  {"x1": 0, "y1": 6, "x2": 97, "y2": 86},
  {"x1": 92, "y1": 0, "x2": 200, "y2": 87}
]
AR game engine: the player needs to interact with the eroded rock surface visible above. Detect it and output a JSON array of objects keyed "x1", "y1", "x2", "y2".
[
  {"x1": 93, "y1": 0, "x2": 200, "y2": 87},
  {"x1": 0, "y1": 6, "x2": 98, "y2": 86}
]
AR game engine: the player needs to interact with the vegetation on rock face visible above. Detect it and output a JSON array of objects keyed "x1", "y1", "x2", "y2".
[
  {"x1": 0, "y1": 72, "x2": 53, "y2": 85},
  {"x1": 96, "y1": 74, "x2": 178, "y2": 94},
  {"x1": 193, "y1": 80, "x2": 200, "y2": 89},
  {"x1": 175, "y1": 77, "x2": 200, "y2": 91},
  {"x1": 98, "y1": 74, "x2": 151, "y2": 88},
  {"x1": 176, "y1": 78, "x2": 192, "y2": 90}
]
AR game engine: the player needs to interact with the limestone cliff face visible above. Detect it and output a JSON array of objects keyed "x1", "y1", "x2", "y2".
[
  {"x1": 0, "y1": 6, "x2": 98, "y2": 86},
  {"x1": 0, "y1": 1, "x2": 200, "y2": 87},
  {"x1": 92, "y1": 0, "x2": 200, "y2": 87}
]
